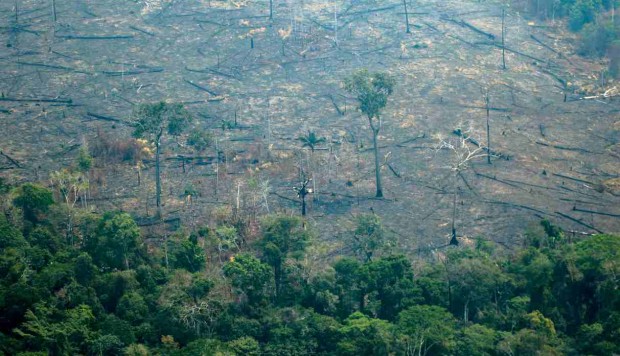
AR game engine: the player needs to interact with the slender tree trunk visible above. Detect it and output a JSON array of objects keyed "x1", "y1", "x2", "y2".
[
  {"x1": 269, "y1": 0, "x2": 273, "y2": 20},
  {"x1": 52, "y1": 0, "x2": 57, "y2": 22},
  {"x1": 450, "y1": 173, "x2": 458, "y2": 245},
  {"x1": 502, "y1": 8, "x2": 506, "y2": 70},
  {"x1": 155, "y1": 132, "x2": 162, "y2": 218},
  {"x1": 486, "y1": 90, "x2": 491, "y2": 164},
  {"x1": 403, "y1": 0, "x2": 410, "y2": 33},
  {"x1": 372, "y1": 128, "x2": 383, "y2": 198}
]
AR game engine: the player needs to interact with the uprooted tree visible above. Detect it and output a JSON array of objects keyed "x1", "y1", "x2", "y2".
[
  {"x1": 132, "y1": 102, "x2": 192, "y2": 218},
  {"x1": 344, "y1": 69, "x2": 395, "y2": 198}
]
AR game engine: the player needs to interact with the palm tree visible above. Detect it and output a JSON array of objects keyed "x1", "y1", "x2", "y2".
[{"x1": 298, "y1": 131, "x2": 326, "y2": 153}]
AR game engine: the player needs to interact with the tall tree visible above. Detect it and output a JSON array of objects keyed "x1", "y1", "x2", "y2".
[
  {"x1": 132, "y1": 102, "x2": 192, "y2": 218},
  {"x1": 344, "y1": 70, "x2": 395, "y2": 198}
]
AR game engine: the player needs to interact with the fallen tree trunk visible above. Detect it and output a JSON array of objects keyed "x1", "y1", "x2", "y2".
[
  {"x1": 556, "y1": 211, "x2": 604, "y2": 233},
  {"x1": 55, "y1": 34, "x2": 134, "y2": 40},
  {"x1": 0, "y1": 150, "x2": 22, "y2": 168},
  {"x1": 573, "y1": 206, "x2": 620, "y2": 218},
  {"x1": 184, "y1": 79, "x2": 218, "y2": 96},
  {"x1": 0, "y1": 97, "x2": 72, "y2": 103},
  {"x1": 102, "y1": 68, "x2": 164, "y2": 76}
]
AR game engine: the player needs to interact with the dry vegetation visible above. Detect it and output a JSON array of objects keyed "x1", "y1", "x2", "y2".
[{"x1": 0, "y1": 0, "x2": 618, "y2": 255}]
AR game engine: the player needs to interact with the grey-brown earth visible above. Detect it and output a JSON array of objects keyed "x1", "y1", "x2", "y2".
[{"x1": 1, "y1": 0, "x2": 618, "y2": 256}]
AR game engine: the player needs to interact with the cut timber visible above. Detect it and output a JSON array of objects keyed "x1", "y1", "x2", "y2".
[
  {"x1": 85, "y1": 112, "x2": 131, "y2": 126},
  {"x1": 327, "y1": 94, "x2": 344, "y2": 116},
  {"x1": 185, "y1": 66, "x2": 239, "y2": 80},
  {"x1": 102, "y1": 68, "x2": 164, "y2": 76},
  {"x1": 530, "y1": 35, "x2": 560, "y2": 56},
  {"x1": 442, "y1": 16, "x2": 495, "y2": 40},
  {"x1": 484, "y1": 200, "x2": 550, "y2": 215},
  {"x1": 556, "y1": 211, "x2": 604, "y2": 233},
  {"x1": 536, "y1": 141, "x2": 594, "y2": 154},
  {"x1": 17, "y1": 61, "x2": 75, "y2": 71},
  {"x1": 552, "y1": 172, "x2": 594, "y2": 185},
  {"x1": 55, "y1": 34, "x2": 134, "y2": 40},
  {"x1": 129, "y1": 26, "x2": 155, "y2": 36},
  {"x1": 573, "y1": 207, "x2": 620, "y2": 218},
  {"x1": 0, "y1": 150, "x2": 22, "y2": 168},
  {"x1": 184, "y1": 79, "x2": 218, "y2": 96},
  {"x1": 0, "y1": 97, "x2": 72, "y2": 103}
]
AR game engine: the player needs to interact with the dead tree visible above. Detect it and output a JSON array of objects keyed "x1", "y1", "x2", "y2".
[
  {"x1": 403, "y1": 0, "x2": 411, "y2": 33},
  {"x1": 294, "y1": 173, "x2": 312, "y2": 216},
  {"x1": 501, "y1": 7, "x2": 506, "y2": 70},
  {"x1": 436, "y1": 124, "x2": 488, "y2": 245}
]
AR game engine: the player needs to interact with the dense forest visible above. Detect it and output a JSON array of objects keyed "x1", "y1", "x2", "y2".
[
  {"x1": 1, "y1": 0, "x2": 620, "y2": 354},
  {"x1": 0, "y1": 178, "x2": 619, "y2": 355}
]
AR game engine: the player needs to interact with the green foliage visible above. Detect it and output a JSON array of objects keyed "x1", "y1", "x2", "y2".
[
  {"x1": 187, "y1": 130, "x2": 213, "y2": 151},
  {"x1": 396, "y1": 305, "x2": 457, "y2": 355},
  {"x1": 227, "y1": 336, "x2": 260, "y2": 355},
  {"x1": 77, "y1": 146, "x2": 93, "y2": 173},
  {"x1": 224, "y1": 254, "x2": 272, "y2": 306},
  {"x1": 579, "y1": 20, "x2": 617, "y2": 57},
  {"x1": 167, "y1": 233, "x2": 206, "y2": 272},
  {"x1": 337, "y1": 312, "x2": 394, "y2": 355},
  {"x1": 259, "y1": 215, "x2": 311, "y2": 300},
  {"x1": 90, "y1": 211, "x2": 142, "y2": 270},
  {"x1": 1, "y1": 201, "x2": 619, "y2": 355},
  {"x1": 350, "y1": 213, "x2": 392, "y2": 262},
  {"x1": 298, "y1": 131, "x2": 326, "y2": 152},
  {"x1": 132, "y1": 102, "x2": 192, "y2": 140},
  {"x1": 344, "y1": 69, "x2": 395, "y2": 121},
  {"x1": 12, "y1": 183, "x2": 54, "y2": 223}
]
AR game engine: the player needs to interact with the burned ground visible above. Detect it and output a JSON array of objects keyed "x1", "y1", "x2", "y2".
[{"x1": 1, "y1": 0, "x2": 618, "y2": 255}]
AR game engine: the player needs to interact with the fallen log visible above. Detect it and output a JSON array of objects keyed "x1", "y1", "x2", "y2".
[
  {"x1": 55, "y1": 34, "x2": 134, "y2": 40},
  {"x1": 573, "y1": 206, "x2": 620, "y2": 218},
  {"x1": 102, "y1": 68, "x2": 164, "y2": 76},
  {"x1": 536, "y1": 141, "x2": 593, "y2": 154},
  {"x1": 0, "y1": 150, "x2": 22, "y2": 168},
  {"x1": 0, "y1": 97, "x2": 72, "y2": 103},
  {"x1": 85, "y1": 112, "x2": 131, "y2": 126},
  {"x1": 185, "y1": 66, "x2": 239, "y2": 80},
  {"x1": 552, "y1": 172, "x2": 594, "y2": 185},
  {"x1": 16, "y1": 61, "x2": 74, "y2": 71},
  {"x1": 475, "y1": 172, "x2": 522, "y2": 190},
  {"x1": 556, "y1": 211, "x2": 604, "y2": 233},
  {"x1": 484, "y1": 200, "x2": 550, "y2": 215},
  {"x1": 530, "y1": 34, "x2": 560, "y2": 56},
  {"x1": 328, "y1": 94, "x2": 344, "y2": 116},
  {"x1": 129, "y1": 25, "x2": 155, "y2": 36},
  {"x1": 445, "y1": 17, "x2": 495, "y2": 40},
  {"x1": 184, "y1": 79, "x2": 218, "y2": 96}
]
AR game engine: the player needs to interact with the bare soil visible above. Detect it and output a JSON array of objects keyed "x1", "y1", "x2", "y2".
[{"x1": 1, "y1": 0, "x2": 618, "y2": 255}]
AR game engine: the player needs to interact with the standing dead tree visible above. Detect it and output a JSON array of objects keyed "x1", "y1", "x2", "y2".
[{"x1": 436, "y1": 124, "x2": 489, "y2": 245}]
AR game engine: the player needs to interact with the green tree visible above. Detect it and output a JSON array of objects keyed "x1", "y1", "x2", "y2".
[
  {"x1": 259, "y1": 215, "x2": 311, "y2": 300},
  {"x1": 396, "y1": 305, "x2": 457, "y2": 356},
  {"x1": 336, "y1": 312, "x2": 394, "y2": 355},
  {"x1": 132, "y1": 102, "x2": 192, "y2": 217},
  {"x1": 12, "y1": 183, "x2": 54, "y2": 224},
  {"x1": 350, "y1": 213, "x2": 392, "y2": 262},
  {"x1": 14, "y1": 304, "x2": 95, "y2": 355},
  {"x1": 92, "y1": 212, "x2": 142, "y2": 270},
  {"x1": 298, "y1": 131, "x2": 326, "y2": 153},
  {"x1": 359, "y1": 255, "x2": 420, "y2": 320},
  {"x1": 223, "y1": 253, "x2": 272, "y2": 306},
  {"x1": 457, "y1": 324, "x2": 499, "y2": 356},
  {"x1": 344, "y1": 69, "x2": 395, "y2": 198}
]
